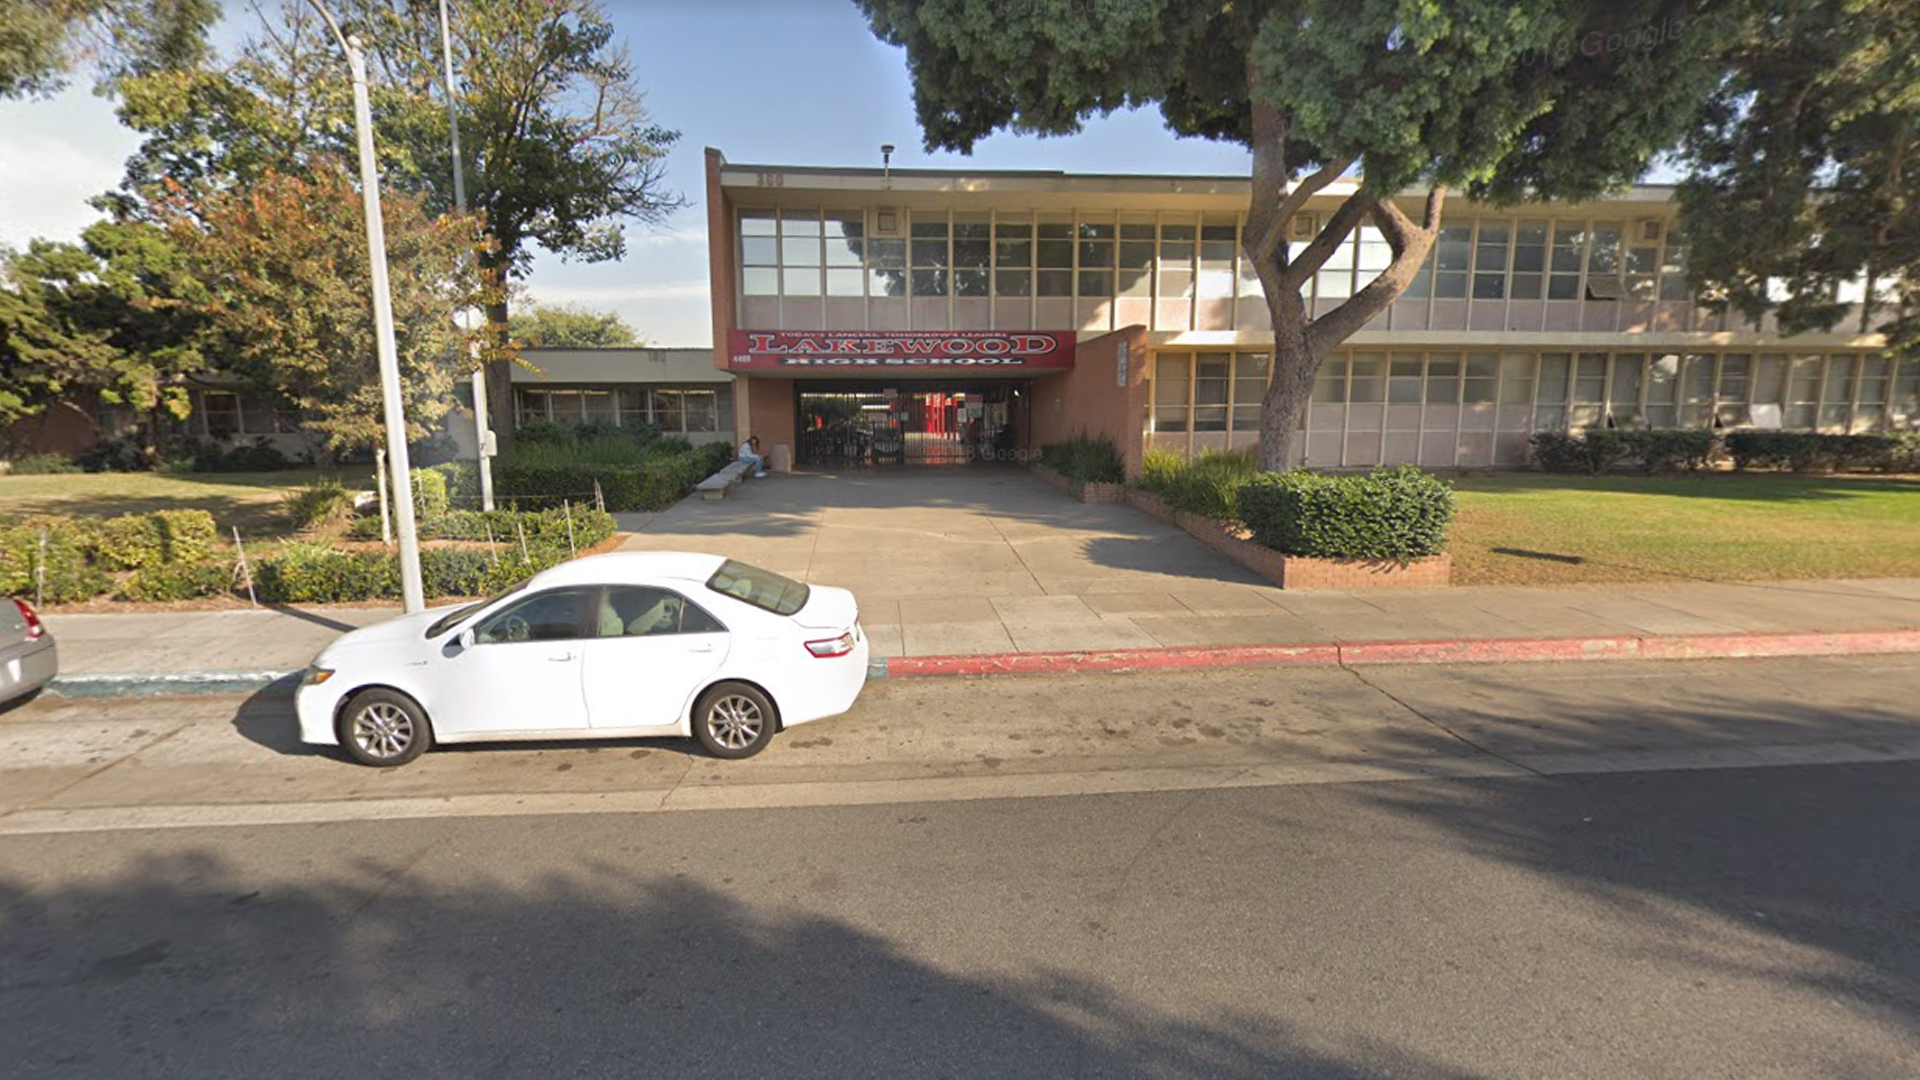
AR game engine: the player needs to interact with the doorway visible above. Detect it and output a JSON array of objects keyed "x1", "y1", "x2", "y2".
[{"x1": 796, "y1": 381, "x2": 1028, "y2": 468}]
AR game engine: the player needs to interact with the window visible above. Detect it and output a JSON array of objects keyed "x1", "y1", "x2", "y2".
[
  {"x1": 1153, "y1": 354, "x2": 1191, "y2": 432},
  {"x1": 1821, "y1": 354, "x2": 1856, "y2": 429},
  {"x1": 953, "y1": 214, "x2": 989, "y2": 298},
  {"x1": 1536, "y1": 353, "x2": 1572, "y2": 430},
  {"x1": 1194, "y1": 352, "x2": 1230, "y2": 431},
  {"x1": 1433, "y1": 225, "x2": 1472, "y2": 298},
  {"x1": 911, "y1": 215, "x2": 949, "y2": 298},
  {"x1": 1389, "y1": 353, "x2": 1424, "y2": 404},
  {"x1": 581, "y1": 389, "x2": 617, "y2": 425},
  {"x1": 1462, "y1": 353, "x2": 1498, "y2": 404},
  {"x1": 1118, "y1": 220, "x2": 1155, "y2": 299},
  {"x1": 598, "y1": 586, "x2": 726, "y2": 638},
  {"x1": 1716, "y1": 354, "x2": 1752, "y2": 426},
  {"x1": 1786, "y1": 355, "x2": 1822, "y2": 428},
  {"x1": 1315, "y1": 355, "x2": 1350, "y2": 404},
  {"x1": 1625, "y1": 238, "x2": 1659, "y2": 299},
  {"x1": 1608, "y1": 354, "x2": 1645, "y2": 425},
  {"x1": 1232, "y1": 352, "x2": 1269, "y2": 431},
  {"x1": 1548, "y1": 222, "x2": 1586, "y2": 300},
  {"x1": 1499, "y1": 353, "x2": 1537, "y2": 405},
  {"x1": 1856, "y1": 356, "x2": 1891, "y2": 427},
  {"x1": 740, "y1": 211, "x2": 778, "y2": 296},
  {"x1": 1158, "y1": 222, "x2": 1196, "y2": 300},
  {"x1": 825, "y1": 212, "x2": 865, "y2": 297},
  {"x1": 1586, "y1": 222, "x2": 1624, "y2": 295},
  {"x1": 1355, "y1": 225, "x2": 1392, "y2": 293},
  {"x1": 1076, "y1": 219, "x2": 1115, "y2": 299},
  {"x1": 994, "y1": 217, "x2": 1033, "y2": 297},
  {"x1": 780, "y1": 209, "x2": 823, "y2": 297},
  {"x1": 1350, "y1": 353, "x2": 1386, "y2": 404},
  {"x1": 707, "y1": 559, "x2": 809, "y2": 616},
  {"x1": 866, "y1": 237, "x2": 906, "y2": 297},
  {"x1": 1199, "y1": 219, "x2": 1237, "y2": 300},
  {"x1": 1658, "y1": 242, "x2": 1690, "y2": 301},
  {"x1": 654, "y1": 389, "x2": 719, "y2": 433},
  {"x1": 1679, "y1": 355, "x2": 1714, "y2": 426},
  {"x1": 1511, "y1": 221, "x2": 1548, "y2": 300},
  {"x1": 1316, "y1": 230, "x2": 1357, "y2": 301},
  {"x1": 1645, "y1": 353, "x2": 1679, "y2": 427},
  {"x1": 1425, "y1": 354, "x2": 1461, "y2": 404},
  {"x1": 1037, "y1": 217, "x2": 1073, "y2": 297},
  {"x1": 1473, "y1": 221, "x2": 1511, "y2": 299},
  {"x1": 475, "y1": 587, "x2": 598, "y2": 644},
  {"x1": 203, "y1": 391, "x2": 241, "y2": 438},
  {"x1": 1570, "y1": 353, "x2": 1608, "y2": 427}
]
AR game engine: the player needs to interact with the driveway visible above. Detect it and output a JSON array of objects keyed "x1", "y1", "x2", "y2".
[{"x1": 615, "y1": 468, "x2": 1284, "y2": 657}]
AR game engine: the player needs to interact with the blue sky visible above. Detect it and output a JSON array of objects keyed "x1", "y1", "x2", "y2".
[{"x1": 0, "y1": 0, "x2": 1253, "y2": 345}]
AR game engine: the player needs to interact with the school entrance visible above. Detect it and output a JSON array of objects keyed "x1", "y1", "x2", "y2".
[{"x1": 795, "y1": 380, "x2": 1030, "y2": 467}]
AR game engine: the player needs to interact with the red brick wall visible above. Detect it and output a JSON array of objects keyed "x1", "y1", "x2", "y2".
[
  {"x1": 706, "y1": 148, "x2": 737, "y2": 377},
  {"x1": 747, "y1": 377, "x2": 795, "y2": 452},
  {"x1": 1029, "y1": 326, "x2": 1151, "y2": 477}
]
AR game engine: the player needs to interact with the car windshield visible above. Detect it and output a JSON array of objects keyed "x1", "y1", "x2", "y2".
[
  {"x1": 424, "y1": 578, "x2": 530, "y2": 638},
  {"x1": 706, "y1": 559, "x2": 809, "y2": 616}
]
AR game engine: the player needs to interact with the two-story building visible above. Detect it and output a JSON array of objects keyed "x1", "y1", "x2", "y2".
[{"x1": 704, "y1": 148, "x2": 1918, "y2": 474}]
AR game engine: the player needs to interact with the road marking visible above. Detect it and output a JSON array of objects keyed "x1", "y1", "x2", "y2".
[{"x1": 2, "y1": 737, "x2": 1916, "y2": 836}]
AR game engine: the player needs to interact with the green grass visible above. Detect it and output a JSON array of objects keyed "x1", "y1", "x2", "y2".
[
  {"x1": 1448, "y1": 472, "x2": 1920, "y2": 585},
  {"x1": 0, "y1": 469, "x2": 373, "y2": 537}
]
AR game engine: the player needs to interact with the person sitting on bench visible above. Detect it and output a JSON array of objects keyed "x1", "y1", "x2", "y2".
[{"x1": 738, "y1": 435, "x2": 768, "y2": 478}]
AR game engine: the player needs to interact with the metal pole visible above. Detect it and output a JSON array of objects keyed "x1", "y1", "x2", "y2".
[
  {"x1": 347, "y1": 37, "x2": 425, "y2": 612},
  {"x1": 438, "y1": 0, "x2": 494, "y2": 511}
]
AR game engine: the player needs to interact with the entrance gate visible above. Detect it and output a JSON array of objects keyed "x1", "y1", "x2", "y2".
[{"x1": 796, "y1": 381, "x2": 1026, "y2": 467}]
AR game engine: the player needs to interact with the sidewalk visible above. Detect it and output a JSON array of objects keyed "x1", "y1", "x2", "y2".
[{"x1": 35, "y1": 577, "x2": 1920, "y2": 696}]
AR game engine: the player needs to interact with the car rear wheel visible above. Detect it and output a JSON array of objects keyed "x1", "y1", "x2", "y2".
[
  {"x1": 693, "y1": 682, "x2": 776, "y2": 759},
  {"x1": 338, "y1": 688, "x2": 433, "y2": 767}
]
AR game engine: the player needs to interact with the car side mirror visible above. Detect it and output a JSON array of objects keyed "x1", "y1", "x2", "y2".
[{"x1": 458, "y1": 627, "x2": 477, "y2": 649}]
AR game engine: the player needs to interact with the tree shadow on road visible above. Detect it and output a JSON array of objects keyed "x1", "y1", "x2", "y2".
[{"x1": 0, "y1": 852, "x2": 1490, "y2": 1080}]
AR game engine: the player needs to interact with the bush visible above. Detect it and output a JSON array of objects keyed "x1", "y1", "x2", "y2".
[
  {"x1": 1, "y1": 517, "x2": 109, "y2": 602},
  {"x1": 253, "y1": 543, "x2": 401, "y2": 604},
  {"x1": 493, "y1": 441, "x2": 722, "y2": 513},
  {"x1": 7, "y1": 452, "x2": 81, "y2": 475},
  {"x1": 283, "y1": 478, "x2": 357, "y2": 534},
  {"x1": 78, "y1": 435, "x2": 154, "y2": 473},
  {"x1": 78, "y1": 509, "x2": 218, "y2": 570},
  {"x1": 430, "y1": 460, "x2": 480, "y2": 506},
  {"x1": 116, "y1": 559, "x2": 235, "y2": 602},
  {"x1": 1530, "y1": 429, "x2": 1718, "y2": 474},
  {"x1": 1038, "y1": 434, "x2": 1125, "y2": 484},
  {"x1": 1627, "y1": 429, "x2": 1719, "y2": 473},
  {"x1": 410, "y1": 467, "x2": 450, "y2": 519},
  {"x1": 1723, "y1": 431, "x2": 1912, "y2": 473},
  {"x1": 1135, "y1": 447, "x2": 1259, "y2": 521},
  {"x1": 1238, "y1": 466, "x2": 1455, "y2": 561}
]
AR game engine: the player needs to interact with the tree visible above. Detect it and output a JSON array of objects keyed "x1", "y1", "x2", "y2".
[
  {"x1": 0, "y1": 0, "x2": 215, "y2": 99},
  {"x1": 508, "y1": 302, "x2": 641, "y2": 349},
  {"x1": 0, "y1": 221, "x2": 206, "y2": 456},
  {"x1": 105, "y1": 0, "x2": 681, "y2": 451},
  {"x1": 855, "y1": 0, "x2": 1745, "y2": 468},
  {"x1": 164, "y1": 164, "x2": 484, "y2": 457},
  {"x1": 1677, "y1": 0, "x2": 1920, "y2": 357}
]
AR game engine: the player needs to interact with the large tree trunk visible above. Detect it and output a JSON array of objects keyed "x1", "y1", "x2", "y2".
[
  {"x1": 1259, "y1": 309, "x2": 1319, "y2": 470},
  {"x1": 480, "y1": 256, "x2": 515, "y2": 456}
]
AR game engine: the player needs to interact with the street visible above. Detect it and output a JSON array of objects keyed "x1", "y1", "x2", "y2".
[{"x1": 4, "y1": 656, "x2": 1919, "y2": 1078}]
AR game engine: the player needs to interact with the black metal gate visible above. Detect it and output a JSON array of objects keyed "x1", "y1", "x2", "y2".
[{"x1": 796, "y1": 383, "x2": 1023, "y2": 468}]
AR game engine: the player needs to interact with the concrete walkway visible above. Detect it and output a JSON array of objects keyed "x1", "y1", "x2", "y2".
[{"x1": 30, "y1": 467, "x2": 1920, "y2": 690}]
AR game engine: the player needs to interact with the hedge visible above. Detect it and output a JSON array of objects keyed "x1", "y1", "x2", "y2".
[
  {"x1": 1532, "y1": 428, "x2": 1920, "y2": 475},
  {"x1": 347, "y1": 503, "x2": 616, "y2": 548},
  {"x1": 251, "y1": 539, "x2": 587, "y2": 604},
  {"x1": 116, "y1": 559, "x2": 237, "y2": 603},
  {"x1": 1724, "y1": 430, "x2": 1920, "y2": 473},
  {"x1": 1037, "y1": 434, "x2": 1124, "y2": 483},
  {"x1": 0, "y1": 517, "x2": 111, "y2": 603},
  {"x1": 1237, "y1": 466, "x2": 1455, "y2": 561},
  {"x1": 492, "y1": 444, "x2": 730, "y2": 512},
  {"x1": 1529, "y1": 430, "x2": 1719, "y2": 474},
  {"x1": 1136, "y1": 447, "x2": 1260, "y2": 521}
]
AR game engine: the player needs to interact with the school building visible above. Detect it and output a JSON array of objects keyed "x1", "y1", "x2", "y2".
[{"x1": 701, "y1": 148, "x2": 1918, "y2": 475}]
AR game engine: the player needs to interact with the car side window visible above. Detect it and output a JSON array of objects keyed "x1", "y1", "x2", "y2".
[
  {"x1": 474, "y1": 587, "x2": 598, "y2": 645},
  {"x1": 599, "y1": 586, "x2": 727, "y2": 638}
]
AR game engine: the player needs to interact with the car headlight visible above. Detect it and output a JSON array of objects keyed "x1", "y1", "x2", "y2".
[{"x1": 302, "y1": 665, "x2": 336, "y2": 686}]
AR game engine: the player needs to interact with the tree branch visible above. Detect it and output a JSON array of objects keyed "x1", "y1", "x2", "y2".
[
  {"x1": 1278, "y1": 187, "x2": 1374, "y2": 291},
  {"x1": 1255, "y1": 154, "x2": 1357, "y2": 267},
  {"x1": 1305, "y1": 187, "x2": 1447, "y2": 356}
]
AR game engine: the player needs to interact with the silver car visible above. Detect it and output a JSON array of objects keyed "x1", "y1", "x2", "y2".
[{"x1": 2, "y1": 598, "x2": 57, "y2": 706}]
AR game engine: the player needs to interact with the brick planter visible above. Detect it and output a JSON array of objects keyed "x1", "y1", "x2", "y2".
[
  {"x1": 1124, "y1": 490, "x2": 1450, "y2": 589},
  {"x1": 1030, "y1": 464, "x2": 1128, "y2": 504}
]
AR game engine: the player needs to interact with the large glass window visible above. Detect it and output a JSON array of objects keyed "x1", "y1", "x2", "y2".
[
  {"x1": 953, "y1": 214, "x2": 990, "y2": 297},
  {"x1": 1657, "y1": 241, "x2": 1689, "y2": 301},
  {"x1": 1645, "y1": 354, "x2": 1679, "y2": 427},
  {"x1": 1389, "y1": 354, "x2": 1424, "y2": 403},
  {"x1": 1548, "y1": 222, "x2": 1586, "y2": 299},
  {"x1": 780, "y1": 209, "x2": 822, "y2": 297},
  {"x1": 1355, "y1": 225, "x2": 1392, "y2": 293},
  {"x1": 1587, "y1": 222, "x2": 1625, "y2": 284},
  {"x1": 1159, "y1": 222, "x2": 1196, "y2": 299},
  {"x1": 1499, "y1": 353, "x2": 1537, "y2": 404},
  {"x1": 741, "y1": 210, "x2": 779, "y2": 296},
  {"x1": 911, "y1": 215, "x2": 949, "y2": 298},
  {"x1": 1821, "y1": 354, "x2": 1857, "y2": 429},
  {"x1": 1433, "y1": 225, "x2": 1472, "y2": 298},
  {"x1": 1350, "y1": 353, "x2": 1386, "y2": 403},
  {"x1": 1625, "y1": 235, "x2": 1659, "y2": 299},
  {"x1": 1462, "y1": 353, "x2": 1499, "y2": 404},
  {"x1": 1473, "y1": 220, "x2": 1511, "y2": 300},
  {"x1": 1786, "y1": 355, "x2": 1823, "y2": 428},
  {"x1": 866, "y1": 237, "x2": 906, "y2": 297},
  {"x1": 1511, "y1": 221, "x2": 1548, "y2": 300},
  {"x1": 1199, "y1": 220, "x2": 1237, "y2": 300},
  {"x1": 1118, "y1": 220, "x2": 1155, "y2": 299},
  {"x1": 1716, "y1": 354, "x2": 1752, "y2": 426},
  {"x1": 1232, "y1": 352, "x2": 1269, "y2": 431},
  {"x1": 1609, "y1": 354, "x2": 1645, "y2": 424},
  {"x1": 1314, "y1": 355, "x2": 1350, "y2": 404},
  {"x1": 1076, "y1": 219, "x2": 1115, "y2": 299},
  {"x1": 994, "y1": 217, "x2": 1033, "y2": 298},
  {"x1": 1679, "y1": 355, "x2": 1714, "y2": 426},
  {"x1": 1536, "y1": 353, "x2": 1572, "y2": 430},
  {"x1": 1425, "y1": 354, "x2": 1461, "y2": 404},
  {"x1": 1037, "y1": 217, "x2": 1073, "y2": 297},
  {"x1": 825, "y1": 212, "x2": 864, "y2": 297},
  {"x1": 1153, "y1": 354, "x2": 1190, "y2": 432},
  {"x1": 1316, "y1": 231, "x2": 1357, "y2": 301},
  {"x1": 1194, "y1": 352, "x2": 1230, "y2": 431}
]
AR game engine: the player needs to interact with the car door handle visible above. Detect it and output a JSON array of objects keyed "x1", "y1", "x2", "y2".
[
  {"x1": 688, "y1": 643, "x2": 716, "y2": 654},
  {"x1": 548, "y1": 651, "x2": 575, "y2": 662}
]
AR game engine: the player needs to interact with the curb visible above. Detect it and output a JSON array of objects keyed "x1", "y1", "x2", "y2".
[{"x1": 42, "y1": 628, "x2": 1920, "y2": 698}]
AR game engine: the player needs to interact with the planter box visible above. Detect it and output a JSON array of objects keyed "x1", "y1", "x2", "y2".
[
  {"x1": 1030, "y1": 464, "x2": 1128, "y2": 504},
  {"x1": 1125, "y1": 490, "x2": 1450, "y2": 589}
]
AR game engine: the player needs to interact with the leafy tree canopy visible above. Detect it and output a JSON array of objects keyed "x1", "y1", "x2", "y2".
[
  {"x1": 0, "y1": 0, "x2": 215, "y2": 99},
  {"x1": 509, "y1": 302, "x2": 642, "y2": 349}
]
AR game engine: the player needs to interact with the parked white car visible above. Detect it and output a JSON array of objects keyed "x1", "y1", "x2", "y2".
[
  {"x1": 2, "y1": 598, "x2": 58, "y2": 707},
  {"x1": 296, "y1": 552, "x2": 869, "y2": 766}
]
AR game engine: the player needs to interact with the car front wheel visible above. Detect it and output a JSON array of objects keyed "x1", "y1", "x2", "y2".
[
  {"x1": 338, "y1": 688, "x2": 433, "y2": 767},
  {"x1": 693, "y1": 682, "x2": 776, "y2": 759}
]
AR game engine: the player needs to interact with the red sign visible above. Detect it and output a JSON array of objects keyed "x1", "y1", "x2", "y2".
[{"x1": 727, "y1": 330, "x2": 1075, "y2": 371}]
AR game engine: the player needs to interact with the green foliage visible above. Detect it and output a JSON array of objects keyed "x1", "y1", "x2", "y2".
[
  {"x1": 1037, "y1": 434, "x2": 1124, "y2": 484},
  {"x1": 1530, "y1": 430, "x2": 1720, "y2": 475},
  {"x1": 0, "y1": 0, "x2": 216, "y2": 100},
  {"x1": 1238, "y1": 467, "x2": 1456, "y2": 561},
  {"x1": 348, "y1": 504, "x2": 615, "y2": 551},
  {"x1": 0, "y1": 516, "x2": 112, "y2": 602},
  {"x1": 283, "y1": 478, "x2": 356, "y2": 534},
  {"x1": 1135, "y1": 448, "x2": 1260, "y2": 521},
  {"x1": 492, "y1": 439, "x2": 724, "y2": 512},
  {"x1": 1724, "y1": 431, "x2": 1916, "y2": 473},
  {"x1": 410, "y1": 467, "x2": 450, "y2": 520},
  {"x1": 115, "y1": 557, "x2": 234, "y2": 602},
  {"x1": 252, "y1": 542, "x2": 401, "y2": 604},
  {"x1": 429, "y1": 460, "x2": 480, "y2": 506},
  {"x1": 76, "y1": 508, "x2": 217, "y2": 570},
  {"x1": 510, "y1": 303, "x2": 642, "y2": 349},
  {"x1": 6, "y1": 452, "x2": 79, "y2": 475}
]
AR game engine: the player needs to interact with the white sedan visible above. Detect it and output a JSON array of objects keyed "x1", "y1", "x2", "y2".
[{"x1": 296, "y1": 552, "x2": 869, "y2": 766}]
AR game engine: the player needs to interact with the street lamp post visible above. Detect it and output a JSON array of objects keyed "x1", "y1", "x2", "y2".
[
  {"x1": 437, "y1": 0, "x2": 495, "y2": 511},
  {"x1": 306, "y1": 0, "x2": 425, "y2": 612}
]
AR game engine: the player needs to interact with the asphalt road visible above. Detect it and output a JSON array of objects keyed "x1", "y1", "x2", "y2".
[{"x1": 3, "y1": 657, "x2": 1919, "y2": 1078}]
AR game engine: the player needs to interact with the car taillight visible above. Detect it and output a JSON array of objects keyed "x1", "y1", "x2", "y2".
[
  {"x1": 14, "y1": 598, "x2": 45, "y2": 641},
  {"x1": 804, "y1": 631, "x2": 855, "y2": 658}
]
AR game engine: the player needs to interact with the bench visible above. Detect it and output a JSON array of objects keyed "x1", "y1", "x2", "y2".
[{"x1": 696, "y1": 459, "x2": 753, "y2": 501}]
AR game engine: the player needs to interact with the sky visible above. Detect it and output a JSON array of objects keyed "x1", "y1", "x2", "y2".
[{"x1": 0, "y1": 0, "x2": 1254, "y2": 347}]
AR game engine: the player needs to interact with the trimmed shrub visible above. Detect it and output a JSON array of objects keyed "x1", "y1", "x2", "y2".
[
  {"x1": 116, "y1": 559, "x2": 236, "y2": 602},
  {"x1": 430, "y1": 460, "x2": 480, "y2": 506},
  {"x1": 79, "y1": 509, "x2": 219, "y2": 570},
  {"x1": 283, "y1": 478, "x2": 357, "y2": 534},
  {"x1": 1135, "y1": 447, "x2": 1260, "y2": 521},
  {"x1": 1238, "y1": 466, "x2": 1455, "y2": 561},
  {"x1": 253, "y1": 543, "x2": 401, "y2": 604},
  {"x1": 1530, "y1": 429, "x2": 1717, "y2": 474},
  {"x1": 1724, "y1": 431, "x2": 1910, "y2": 473},
  {"x1": 0, "y1": 516, "x2": 112, "y2": 602},
  {"x1": 1038, "y1": 434, "x2": 1125, "y2": 483},
  {"x1": 492, "y1": 445, "x2": 719, "y2": 513},
  {"x1": 7, "y1": 452, "x2": 81, "y2": 475},
  {"x1": 410, "y1": 467, "x2": 450, "y2": 519},
  {"x1": 1627, "y1": 429, "x2": 1719, "y2": 473}
]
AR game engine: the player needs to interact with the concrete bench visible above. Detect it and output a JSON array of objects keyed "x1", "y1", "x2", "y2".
[{"x1": 696, "y1": 460, "x2": 753, "y2": 501}]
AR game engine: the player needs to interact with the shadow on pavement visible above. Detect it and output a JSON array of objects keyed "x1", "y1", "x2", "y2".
[{"x1": 0, "y1": 857, "x2": 1487, "y2": 1080}]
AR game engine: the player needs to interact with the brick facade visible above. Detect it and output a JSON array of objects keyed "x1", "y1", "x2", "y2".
[{"x1": 1030, "y1": 464, "x2": 1128, "y2": 504}]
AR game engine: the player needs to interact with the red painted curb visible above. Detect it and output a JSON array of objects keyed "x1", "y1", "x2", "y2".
[{"x1": 882, "y1": 629, "x2": 1920, "y2": 678}]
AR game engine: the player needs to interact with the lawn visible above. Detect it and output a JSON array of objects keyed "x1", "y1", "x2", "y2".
[
  {"x1": 1448, "y1": 472, "x2": 1920, "y2": 586},
  {"x1": 0, "y1": 469, "x2": 372, "y2": 538}
]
